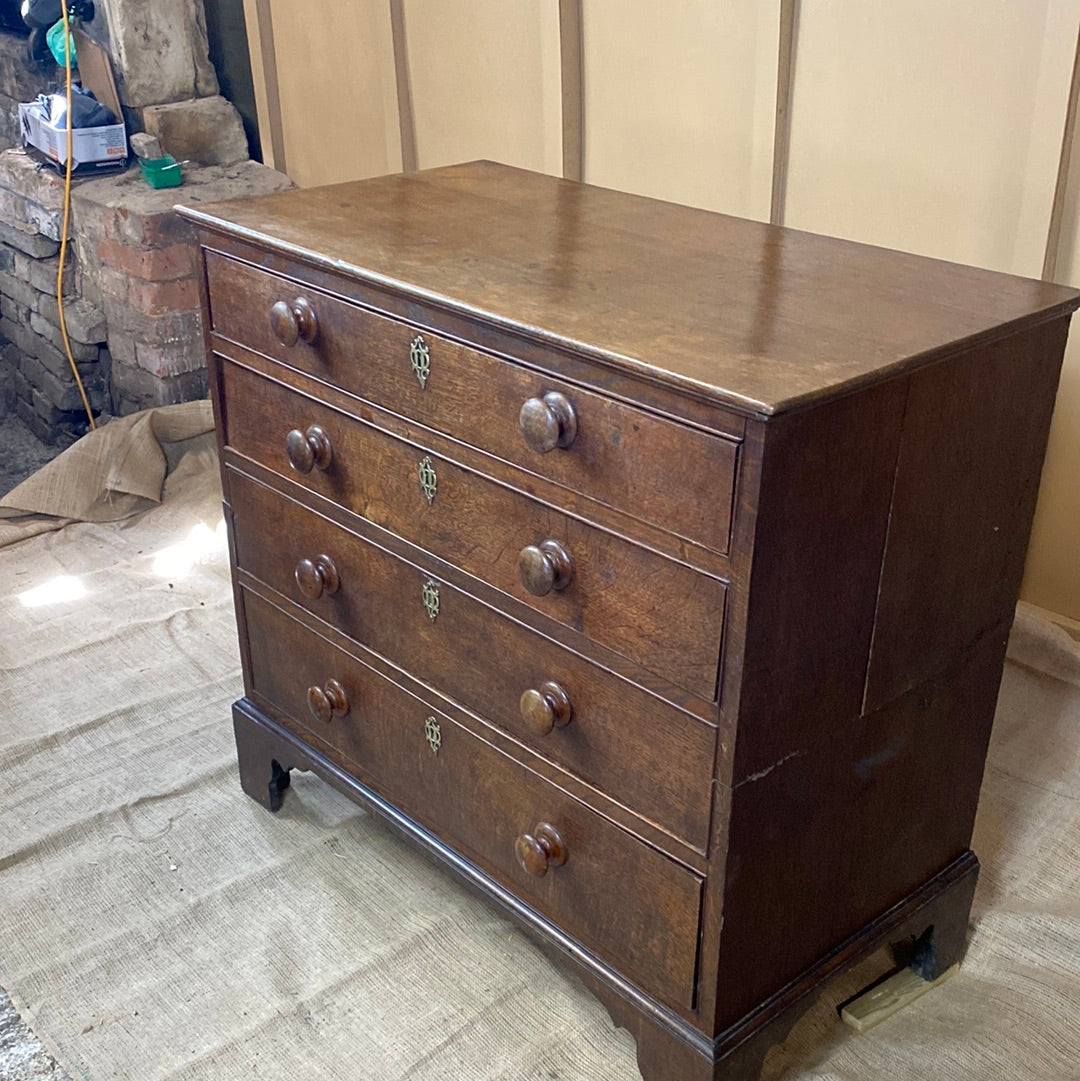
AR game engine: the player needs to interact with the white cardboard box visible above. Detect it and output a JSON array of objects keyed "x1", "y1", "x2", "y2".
[{"x1": 18, "y1": 30, "x2": 127, "y2": 171}]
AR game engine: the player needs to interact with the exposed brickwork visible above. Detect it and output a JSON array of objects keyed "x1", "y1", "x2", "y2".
[
  {"x1": 16, "y1": 249, "x2": 77, "y2": 296},
  {"x1": 0, "y1": 153, "x2": 105, "y2": 443},
  {"x1": 95, "y1": 239, "x2": 196, "y2": 281},
  {"x1": 109, "y1": 362, "x2": 208, "y2": 413},
  {"x1": 0, "y1": 1, "x2": 290, "y2": 438},
  {"x1": 0, "y1": 147, "x2": 291, "y2": 435},
  {"x1": 0, "y1": 218, "x2": 60, "y2": 259},
  {"x1": 71, "y1": 158, "x2": 291, "y2": 415},
  {"x1": 125, "y1": 277, "x2": 202, "y2": 317}
]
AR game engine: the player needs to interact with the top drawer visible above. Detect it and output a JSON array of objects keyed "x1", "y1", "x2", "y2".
[{"x1": 205, "y1": 252, "x2": 740, "y2": 555}]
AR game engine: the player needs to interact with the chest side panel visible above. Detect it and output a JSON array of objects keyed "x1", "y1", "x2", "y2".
[
  {"x1": 709, "y1": 379, "x2": 907, "y2": 1028},
  {"x1": 864, "y1": 317, "x2": 1070, "y2": 710},
  {"x1": 712, "y1": 320, "x2": 1071, "y2": 1030}
]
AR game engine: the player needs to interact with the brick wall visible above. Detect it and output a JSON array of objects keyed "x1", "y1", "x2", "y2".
[
  {"x1": 72, "y1": 158, "x2": 291, "y2": 414},
  {"x1": 0, "y1": 148, "x2": 289, "y2": 440},
  {"x1": 0, "y1": 0, "x2": 292, "y2": 442},
  {"x1": 0, "y1": 152, "x2": 107, "y2": 443}
]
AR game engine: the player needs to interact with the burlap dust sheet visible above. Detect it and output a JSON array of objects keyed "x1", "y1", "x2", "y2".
[{"x1": 0, "y1": 402, "x2": 1077, "y2": 1080}]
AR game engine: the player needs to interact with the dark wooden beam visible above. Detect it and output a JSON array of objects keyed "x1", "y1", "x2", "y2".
[
  {"x1": 559, "y1": 0, "x2": 584, "y2": 181},
  {"x1": 389, "y1": 0, "x2": 418, "y2": 173}
]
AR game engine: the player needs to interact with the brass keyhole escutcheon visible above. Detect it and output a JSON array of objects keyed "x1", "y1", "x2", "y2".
[
  {"x1": 424, "y1": 716, "x2": 442, "y2": 755},
  {"x1": 410, "y1": 334, "x2": 431, "y2": 389},
  {"x1": 421, "y1": 579, "x2": 440, "y2": 621},
  {"x1": 418, "y1": 456, "x2": 437, "y2": 505}
]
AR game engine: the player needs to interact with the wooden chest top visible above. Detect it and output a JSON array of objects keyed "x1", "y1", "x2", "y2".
[{"x1": 179, "y1": 160, "x2": 1078, "y2": 416}]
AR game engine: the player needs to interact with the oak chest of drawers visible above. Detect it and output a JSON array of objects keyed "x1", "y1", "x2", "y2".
[{"x1": 179, "y1": 163, "x2": 1079, "y2": 1080}]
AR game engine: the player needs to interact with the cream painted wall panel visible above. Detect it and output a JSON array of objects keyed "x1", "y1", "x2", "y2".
[
  {"x1": 1026, "y1": 82, "x2": 1080, "y2": 620},
  {"x1": 404, "y1": 0, "x2": 561, "y2": 175},
  {"x1": 783, "y1": 0, "x2": 1080, "y2": 620},
  {"x1": 582, "y1": 0, "x2": 777, "y2": 219},
  {"x1": 264, "y1": 0, "x2": 401, "y2": 187},
  {"x1": 1017, "y1": 2, "x2": 1080, "y2": 274},
  {"x1": 783, "y1": 1, "x2": 1075, "y2": 275},
  {"x1": 1025, "y1": 351, "x2": 1080, "y2": 618}
]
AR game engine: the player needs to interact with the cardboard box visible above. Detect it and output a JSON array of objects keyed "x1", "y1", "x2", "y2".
[{"x1": 18, "y1": 30, "x2": 127, "y2": 172}]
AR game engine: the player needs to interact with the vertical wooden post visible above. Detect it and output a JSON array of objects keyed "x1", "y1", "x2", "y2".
[
  {"x1": 770, "y1": 0, "x2": 799, "y2": 226},
  {"x1": 390, "y1": 0, "x2": 418, "y2": 173},
  {"x1": 559, "y1": 0, "x2": 584, "y2": 181},
  {"x1": 1044, "y1": 23, "x2": 1080, "y2": 281},
  {"x1": 251, "y1": 0, "x2": 287, "y2": 176}
]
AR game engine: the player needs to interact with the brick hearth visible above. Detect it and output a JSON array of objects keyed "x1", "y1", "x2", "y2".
[
  {"x1": 0, "y1": 0, "x2": 291, "y2": 444},
  {"x1": 0, "y1": 149, "x2": 289, "y2": 442}
]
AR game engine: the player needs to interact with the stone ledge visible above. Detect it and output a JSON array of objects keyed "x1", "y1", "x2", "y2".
[
  {"x1": 0, "y1": 148, "x2": 67, "y2": 212},
  {"x1": 72, "y1": 159, "x2": 293, "y2": 247},
  {"x1": 142, "y1": 96, "x2": 249, "y2": 166},
  {"x1": 0, "y1": 188, "x2": 61, "y2": 240}
]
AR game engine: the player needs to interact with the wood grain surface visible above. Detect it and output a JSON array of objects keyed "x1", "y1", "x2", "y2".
[
  {"x1": 228, "y1": 469, "x2": 719, "y2": 850},
  {"x1": 242, "y1": 588, "x2": 705, "y2": 1012},
  {"x1": 179, "y1": 162, "x2": 1080, "y2": 416},
  {"x1": 221, "y1": 358, "x2": 728, "y2": 701},
  {"x1": 206, "y1": 251, "x2": 740, "y2": 554}
]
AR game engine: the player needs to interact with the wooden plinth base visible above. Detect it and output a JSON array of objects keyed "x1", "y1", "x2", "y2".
[{"x1": 233, "y1": 699, "x2": 978, "y2": 1081}]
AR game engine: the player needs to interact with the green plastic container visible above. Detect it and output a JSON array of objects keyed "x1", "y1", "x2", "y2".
[{"x1": 139, "y1": 154, "x2": 181, "y2": 188}]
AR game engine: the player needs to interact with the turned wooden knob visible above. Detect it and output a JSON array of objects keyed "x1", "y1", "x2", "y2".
[
  {"x1": 295, "y1": 554, "x2": 340, "y2": 599},
  {"x1": 307, "y1": 678, "x2": 349, "y2": 724},
  {"x1": 285, "y1": 424, "x2": 333, "y2": 474},
  {"x1": 514, "y1": 822, "x2": 567, "y2": 878},
  {"x1": 270, "y1": 297, "x2": 318, "y2": 347},
  {"x1": 517, "y1": 539, "x2": 573, "y2": 597},
  {"x1": 519, "y1": 391, "x2": 577, "y2": 453},
  {"x1": 520, "y1": 681, "x2": 572, "y2": 736}
]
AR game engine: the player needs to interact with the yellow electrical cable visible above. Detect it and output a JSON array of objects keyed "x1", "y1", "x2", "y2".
[{"x1": 56, "y1": 5, "x2": 96, "y2": 432}]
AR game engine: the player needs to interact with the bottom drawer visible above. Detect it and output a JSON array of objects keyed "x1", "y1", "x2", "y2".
[{"x1": 242, "y1": 587, "x2": 704, "y2": 1011}]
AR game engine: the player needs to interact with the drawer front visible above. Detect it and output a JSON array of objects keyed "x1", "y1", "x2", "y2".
[
  {"x1": 229, "y1": 470, "x2": 716, "y2": 849},
  {"x1": 222, "y1": 360, "x2": 726, "y2": 701},
  {"x1": 242, "y1": 589, "x2": 704, "y2": 1011},
  {"x1": 207, "y1": 252, "x2": 739, "y2": 554}
]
